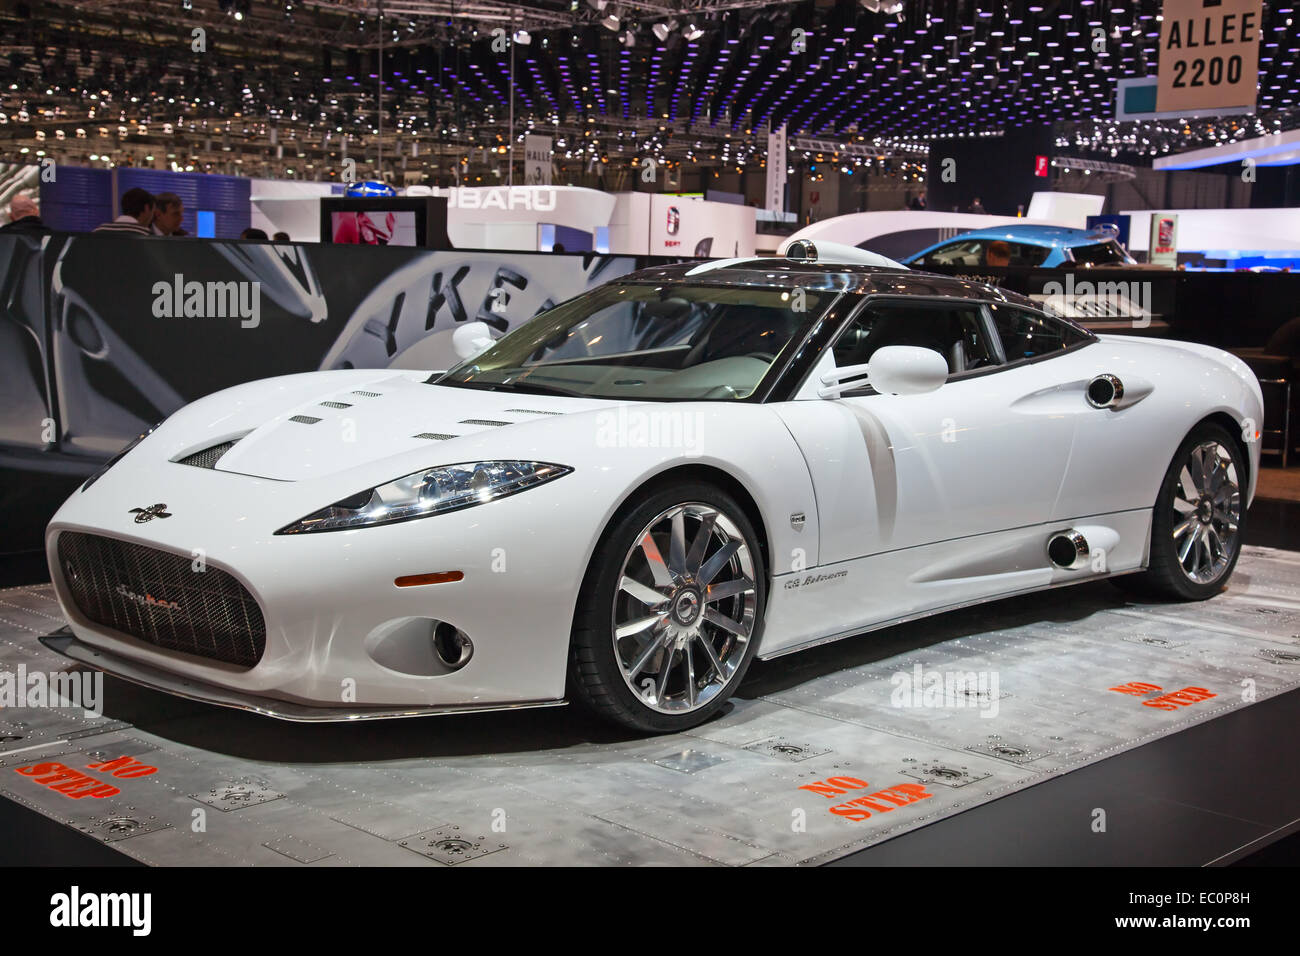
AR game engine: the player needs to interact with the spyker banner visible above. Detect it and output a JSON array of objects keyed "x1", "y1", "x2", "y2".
[{"x1": 0, "y1": 230, "x2": 640, "y2": 476}]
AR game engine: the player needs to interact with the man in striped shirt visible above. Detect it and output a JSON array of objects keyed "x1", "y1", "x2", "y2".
[{"x1": 93, "y1": 188, "x2": 155, "y2": 236}]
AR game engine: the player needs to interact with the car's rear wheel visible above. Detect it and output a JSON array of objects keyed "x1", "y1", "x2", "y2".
[
  {"x1": 1116, "y1": 422, "x2": 1246, "y2": 600},
  {"x1": 568, "y1": 482, "x2": 766, "y2": 733}
]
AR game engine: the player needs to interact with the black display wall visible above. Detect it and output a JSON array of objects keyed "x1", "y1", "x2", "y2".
[
  {"x1": 926, "y1": 126, "x2": 1057, "y2": 216},
  {"x1": 0, "y1": 233, "x2": 644, "y2": 554}
]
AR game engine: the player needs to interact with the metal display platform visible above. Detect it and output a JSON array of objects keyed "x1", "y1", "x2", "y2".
[{"x1": 2, "y1": 545, "x2": 1298, "y2": 867}]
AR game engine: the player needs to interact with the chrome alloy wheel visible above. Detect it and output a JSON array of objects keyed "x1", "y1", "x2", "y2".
[
  {"x1": 611, "y1": 502, "x2": 758, "y2": 714},
  {"x1": 1171, "y1": 440, "x2": 1241, "y2": 585}
]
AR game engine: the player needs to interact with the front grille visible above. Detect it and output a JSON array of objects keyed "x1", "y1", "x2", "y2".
[{"x1": 57, "y1": 532, "x2": 266, "y2": 669}]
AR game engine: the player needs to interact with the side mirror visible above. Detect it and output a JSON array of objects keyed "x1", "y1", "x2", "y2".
[
  {"x1": 451, "y1": 321, "x2": 496, "y2": 362},
  {"x1": 819, "y1": 346, "x2": 948, "y2": 399}
]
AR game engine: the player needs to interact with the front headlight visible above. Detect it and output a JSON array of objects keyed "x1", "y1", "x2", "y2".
[{"x1": 275, "y1": 460, "x2": 573, "y2": 535}]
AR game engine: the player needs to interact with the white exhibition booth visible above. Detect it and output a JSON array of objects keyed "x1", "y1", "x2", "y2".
[
  {"x1": 1122, "y1": 207, "x2": 1300, "y2": 259},
  {"x1": 249, "y1": 180, "x2": 756, "y2": 257}
]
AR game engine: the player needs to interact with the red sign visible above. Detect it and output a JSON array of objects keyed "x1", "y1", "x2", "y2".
[{"x1": 1034, "y1": 155, "x2": 1050, "y2": 178}]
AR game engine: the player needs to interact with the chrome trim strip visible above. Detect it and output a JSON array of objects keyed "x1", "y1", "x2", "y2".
[{"x1": 39, "y1": 629, "x2": 566, "y2": 722}]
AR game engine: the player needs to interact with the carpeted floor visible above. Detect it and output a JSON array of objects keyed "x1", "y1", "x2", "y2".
[{"x1": 1256, "y1": 463, "x2": 1300, "y2": 503}]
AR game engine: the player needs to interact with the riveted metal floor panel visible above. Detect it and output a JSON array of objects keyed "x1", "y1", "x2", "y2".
[{"x1": 2, "y1": 546, "x2": 1298, "y2": 867}]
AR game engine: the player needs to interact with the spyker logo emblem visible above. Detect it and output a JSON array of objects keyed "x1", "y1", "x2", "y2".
[
  {"x1": 790, "y1": 512, "x2": 806, "y2": 531},
  {"x1": 129, "y1": 503, "x2": 172, "y2": 523},
  {"x1": 115, "y1": 583, "x2": 181, "y2": 612}
]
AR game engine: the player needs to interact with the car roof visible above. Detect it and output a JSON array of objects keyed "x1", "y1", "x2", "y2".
[
  {"x1": 936, "y1": 225, "x2": 1107, "y2": 248},
  {"x1": 616, "y1": 259, "x2": 1042, "y2": 310}
]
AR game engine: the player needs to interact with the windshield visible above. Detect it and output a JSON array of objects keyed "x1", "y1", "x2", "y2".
[{"x1": 436, "y1": 282, "x2": 832, "y2": 401}]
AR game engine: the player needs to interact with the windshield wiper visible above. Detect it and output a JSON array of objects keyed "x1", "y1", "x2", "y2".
[
  {"x1": 437, "y1": 376, "x2": 583, "y2": 398},
  {"x1": 494, "y1": 379, "x2": 584, "y2": 397}
]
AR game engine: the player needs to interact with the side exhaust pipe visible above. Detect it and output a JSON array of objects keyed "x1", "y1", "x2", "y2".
[
  {"x1": 433, "y1": 622, "x2": 473, "y2": 669},
  {"x1": 1047, "y1": 530, "x2": 1090, "y2": 570}
]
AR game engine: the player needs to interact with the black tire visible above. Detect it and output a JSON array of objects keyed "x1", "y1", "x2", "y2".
[
  {"x1": 568, "y1": 481, "x2": 767, "y2": 733},
  {"x1": 1116, "y1": 421, "x2": 1247, "y2": 601}
]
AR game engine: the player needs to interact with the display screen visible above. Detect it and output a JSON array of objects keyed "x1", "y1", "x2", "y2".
[{"x1": 330, "y1": 210, "x2": 418, "y2": 246}]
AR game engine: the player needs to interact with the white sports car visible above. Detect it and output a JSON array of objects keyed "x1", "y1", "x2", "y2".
[{"x1": 44, "y1": 251, "x2": 1263, "y2": 732}]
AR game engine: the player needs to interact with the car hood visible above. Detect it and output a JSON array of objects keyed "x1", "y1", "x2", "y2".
[{"x1": 176, "y1": 369, "x2": 621, "y2": 482}]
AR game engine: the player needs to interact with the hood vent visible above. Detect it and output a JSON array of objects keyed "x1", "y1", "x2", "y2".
[
  {"x1": 320, "y1": 401, "x2": 352, "y2": 409},
  {"x1": 504, "y1": 408, "x2": 562, "y2": 415},
  {"x1": 414, "y1": 432, "x2": 457, "y2": 441},
  {"x1": 351, "y1": 389, "x2": 382, "y2": 397},
  {"x1": 288, "y1": 415, "x2": 322, "y2": 424},
  {"x1": 459, "y1": 419, "x2": 510, "y2": 427},
  {"x1": 177, "y1": 440, "x2": 237, "y2": 470}
]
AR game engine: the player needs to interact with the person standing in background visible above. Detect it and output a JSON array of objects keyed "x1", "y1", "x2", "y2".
[
  {"x1": 0, "y1": 195, "x2": 47, "y2": 233},
  {"x1": 93, "y1": 188, "x2": 154, "y2": 235},
  {"x1": 151, "y1": 192, "x2": 186, "y2": 236}
]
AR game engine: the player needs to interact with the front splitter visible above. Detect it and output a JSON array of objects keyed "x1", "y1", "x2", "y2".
[{"x1": 38, "y1": 630, "x2": 564, "y2": 722}]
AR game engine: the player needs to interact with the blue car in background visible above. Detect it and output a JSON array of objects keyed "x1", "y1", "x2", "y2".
[{"x1": 902, "y1": 224, "x2": 1137, "y2": 269}]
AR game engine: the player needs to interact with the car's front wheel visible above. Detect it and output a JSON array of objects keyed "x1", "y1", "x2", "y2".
[
  {"x1": 568, "y1": 482, "x2": 766, "y2": 733},
  {"x1": 1118, "y1": 421, "x2": 1247, "y2": 600}
]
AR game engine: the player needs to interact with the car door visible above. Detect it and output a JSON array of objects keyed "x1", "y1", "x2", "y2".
[
  {"x1": 774, "y1": 297, "x2": 1079, "y2": 568},
  {"x1": 985, "y1": 303, "x2": 1165, "y2": 520}
]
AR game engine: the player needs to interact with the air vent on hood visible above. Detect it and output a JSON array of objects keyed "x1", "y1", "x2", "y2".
[
  {"x1": 504, "y1": 408, "x2": 562, "y2": 415},
  {"x1": 414, "y1": 432, "x2": 457, "y2": 441},
  {"x1": 289, "y1": 415, "x2": 322, "y2": 424},
  {"x1": 459, "y1": 419, "x2": 510, "y2": 427},
  {"x1": 320, "y1": 401, "x2": 352, "y2": 409},
  {"x1": 176, "y1": 440, "x2": 237, "y2": 470},
  {"x1": 351, "y1": 390, "x2": 382, "y2": 397}
]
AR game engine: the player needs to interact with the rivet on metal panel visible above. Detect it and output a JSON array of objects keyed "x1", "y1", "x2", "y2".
[{"x1": 744, "y1": 737, "x2": 832, "y2": 762}]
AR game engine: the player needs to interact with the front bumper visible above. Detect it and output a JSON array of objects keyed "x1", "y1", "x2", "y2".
[{"x1": 45, "y1": 460, "x2": 594, "y2": 712}]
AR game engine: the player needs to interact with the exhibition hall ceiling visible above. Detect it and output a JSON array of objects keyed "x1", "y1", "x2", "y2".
[{"x1": 0, "y1": 0, "x2": 1296, "y2": 179}]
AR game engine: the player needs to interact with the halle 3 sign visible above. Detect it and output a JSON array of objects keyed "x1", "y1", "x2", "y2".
[{"x1": 1156, "y1": 0, "x2": 1262, "y2": 114}]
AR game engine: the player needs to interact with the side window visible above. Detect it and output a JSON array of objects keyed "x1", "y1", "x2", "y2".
[
  {"x1": 988, "y1": 304, "x2": 1090, "y2": 362},
  {"x1": 1008, "y1": 242, "x2": 1051, "y2": 267},
  {"x1": 923, "y1": 240, "x2": 986, "y2": 268},
  {"x1": 833, "y1": 303, "x2": 999, "y2": 385}
]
